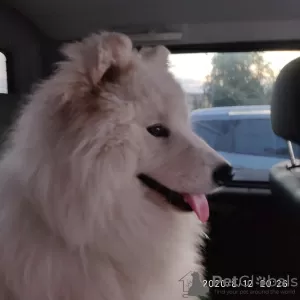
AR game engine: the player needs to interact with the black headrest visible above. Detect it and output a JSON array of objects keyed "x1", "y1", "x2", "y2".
[{"x1": 271, "y1": 57, "x2": 300, "y2": 145}]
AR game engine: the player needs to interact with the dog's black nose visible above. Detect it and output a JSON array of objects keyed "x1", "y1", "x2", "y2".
[{"x1": 213, "y1": 163, "x2": 233, "y2": 185}]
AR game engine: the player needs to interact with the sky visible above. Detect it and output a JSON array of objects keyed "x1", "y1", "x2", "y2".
[
  {"x1": 1, "y1": 50, "x2": 300, "y2": 93},
  {"x1": 169, "y1": 51, "x2": 300, "y2": 82}
]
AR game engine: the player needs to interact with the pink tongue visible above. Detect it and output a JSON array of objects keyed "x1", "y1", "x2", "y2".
[{"x1": 183, "y1": 194, "x2": 209, "y2": 223}]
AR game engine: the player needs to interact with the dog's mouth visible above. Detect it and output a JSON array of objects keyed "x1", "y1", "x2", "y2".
[{"x1": 137, "y1": 174, "x2": 209, "y2": 223}]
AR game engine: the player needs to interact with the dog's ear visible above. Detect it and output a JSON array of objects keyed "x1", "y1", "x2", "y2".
[
  {"x1": 60, "y1": 32, "x2": 133, "y2": 96},
  {"x1": 139, "y1": 45, "x2": 170, "y2": 67}
]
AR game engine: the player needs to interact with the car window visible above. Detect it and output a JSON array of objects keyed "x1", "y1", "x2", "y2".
[
  {"x1": 192, "y1": 120, "x2": 233, "y2": 152},
  {"x1": 0, "y1": 52, "x2": 7, "y2": 94},
  {"x1": 233, "y1": 119, "x2": 274, "y2": 156},
  {"x1": 169, "y1": 51, "x2": 300, "y2": 182},
  {"x1": 193, "y1": 118, "x2": 294, "y2": 158}
]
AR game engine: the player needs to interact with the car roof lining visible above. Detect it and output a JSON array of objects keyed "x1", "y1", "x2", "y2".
[{"x1": 3, "y1": 0, "x2": 300, "y2": 44}]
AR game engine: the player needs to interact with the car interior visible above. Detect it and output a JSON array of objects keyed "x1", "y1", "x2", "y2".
[{"x1": 1, "y1": 0, "x2": 300, "y2": 299}]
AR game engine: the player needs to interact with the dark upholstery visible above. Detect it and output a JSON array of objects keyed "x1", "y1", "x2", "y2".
[
  {"x1": 0, "y1": 94, "x2": 22, "y2": 145},
  {"x1": 271, "y1": 57, "x2": 300, "y2": 145},
  {"x1": 270, "y1": 57, "x2": 300, "y2": 206},
  {"x1": 270, "y1": 161, "x2": 300, "y2": 206},
  {"x1": 0, "y1": 6, "x2": 43, "y2": 94}
]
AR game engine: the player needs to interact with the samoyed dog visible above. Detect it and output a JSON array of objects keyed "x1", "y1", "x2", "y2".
[{"x1": 0, "y1": 32, "x2": 231, "y2": 300}]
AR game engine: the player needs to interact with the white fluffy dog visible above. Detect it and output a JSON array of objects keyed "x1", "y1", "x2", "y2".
[{"x1": 0, "y1": 32, "x2": 229, "y2": 300}]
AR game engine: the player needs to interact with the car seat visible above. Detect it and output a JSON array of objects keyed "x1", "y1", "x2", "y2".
[{"x1": 270, "y1": 57, "x2": 300, "y2": 210}]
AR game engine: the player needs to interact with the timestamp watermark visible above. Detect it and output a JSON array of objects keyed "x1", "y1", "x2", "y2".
[
  {"x1": 205, "y1": 274, "x2": 298, "y2": 289},
  {"x1": 179, "y1": 272, "x2": 298, "y2": 298}
]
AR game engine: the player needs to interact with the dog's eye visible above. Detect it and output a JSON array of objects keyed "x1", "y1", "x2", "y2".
[{"x1": 146, "y1": 124, "x2": 170, "y2": 138}]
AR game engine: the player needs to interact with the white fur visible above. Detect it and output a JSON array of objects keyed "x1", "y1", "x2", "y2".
[{"x1": 0, "y1": 32, "x2": 226, "y2": 300}]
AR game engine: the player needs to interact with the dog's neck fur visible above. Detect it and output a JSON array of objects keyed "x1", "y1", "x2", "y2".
[{"x1": 0, "y1": 169, "x2": 203, "y2": 300}]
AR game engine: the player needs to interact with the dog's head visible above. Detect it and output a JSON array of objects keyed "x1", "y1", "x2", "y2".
[{"x1": 12, "y1": 32, "x2": 231, "y2": 246}]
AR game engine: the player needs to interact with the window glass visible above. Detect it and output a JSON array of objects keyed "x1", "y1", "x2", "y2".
[
  {"x1": 169, "y1": 50, "x2": 300, "y2": 182},
  {"x1": 192, "y1": 120, "x2": 233, "y2": 152},
  {"x1": 193, "y1": 118, "x2": 294, "y2": 158},
  {"x1": 233, "y1": 119, "x2": 274, "y2": 156},
  {"x1": 0, "y1": 52, "x2": 7, "y2": 94}
]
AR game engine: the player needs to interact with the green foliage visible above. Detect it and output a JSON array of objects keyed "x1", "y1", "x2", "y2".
[{"x1": 203, "y1": 52, "x2": 275, "y2": 107}]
